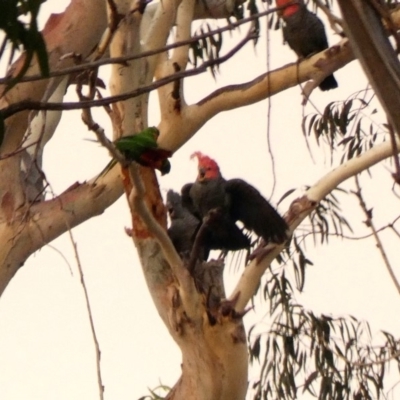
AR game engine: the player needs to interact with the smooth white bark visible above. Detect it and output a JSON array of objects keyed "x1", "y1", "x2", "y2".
[{"x1": 232, "y1": 136, "x2": 400, "y2": 312}]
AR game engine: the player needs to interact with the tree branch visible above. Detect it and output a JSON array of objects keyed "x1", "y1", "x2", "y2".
[
  {"x1": 158, "y1": 5, "x2": 400, "y2": 151},
  {"x1": 128, "y1": 164, "x2": 200, "y2": 318},
  {"x1": 0, "y1": 167, "x2": 123, "y2": 297},
  {"x1": 232, "y1": 135, "x2": 400, "y2": 312},
  {"x1": 143, "y1": 0, "x2": 245, "y2": 21},
  {"x1": 0, "y1": 8, "x2": 276, "y2": 86},
  {"x1": 0, "y1": 0, "x2": 107, "y2": 154},
  {"x1": 30, "y1": 172, "x2": 123, "y2": 253},
  {"x1": 196, "y1": 39, "x2": 349, "y2": 118},
  {"x1": 0, "y1": 56, "x2": 209, "y2": 119},
  {"x1": 171, "y1": 0, "x2": 195, "y2": 69},
  {"x1": 141, "y1": 0, "x2": 182, "y2": 77},
  {"x1": 159, "y1": 36, "x2": 353, "y2": 151}
]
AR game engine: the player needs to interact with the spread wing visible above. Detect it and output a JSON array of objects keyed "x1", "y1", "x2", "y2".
[
  {"x1": 201, "y1": 209, "x2": 251, "y2": 251},
  {"x1": 225, "y1": 179, "x2": 288, "y2": 243},
  {"x1": 180, "y1": 183, "x2": 250, "y2": 252}
]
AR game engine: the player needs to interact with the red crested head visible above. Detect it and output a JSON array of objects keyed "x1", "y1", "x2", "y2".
[
  {"x1": 276, "y1": 0, "x2": 301, "y2": 18},
  {"x1": 191, "y1": 152, "x2": 221, "y2": 181}
]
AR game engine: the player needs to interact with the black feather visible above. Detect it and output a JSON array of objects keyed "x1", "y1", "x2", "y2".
[
  {"x1": 181, "y1": 175, "x2": 288, "y2": 253},
  {"x1": 225, "y1": 179, "x2": 289, "y2": 244},
  {"x1": 282, "y1": 4, "x2": 338, "y2": 91}
]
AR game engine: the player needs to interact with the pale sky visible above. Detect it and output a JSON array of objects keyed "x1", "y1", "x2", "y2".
[{"x1": 0, "y1": 1, "x2": 399, "y2": 399}]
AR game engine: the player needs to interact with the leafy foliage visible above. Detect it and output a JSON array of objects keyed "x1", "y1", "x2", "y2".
[
  {"x1": 250, "y1": 273, "x2": 400, "y2": 400},
  {"x1": 0, "y1": 0, "x2": 49, "y2": 89},
  {"x1": 303, "y1": 95, "x2": 386, "y2": 164},
  {"x1": 138, "y1": 384, "x2": 171, "y2": 400},
  {"x1": 249, "y1": 125, "x2": 399, "y2": 399},
  {"x1": 189, "y1": 0, "x2": 264, "y2": 76},
  {"x1": 0, "y1": 0, "x2": 49, "y2": 139},
  {"x1": 308, "y1": 188, "x2": 353, "y2": 244},
  {"x1": 246, "y1": 0, "x2": 261, "y2": 42},
  {"x1": 275, "y1": 187, "x2": 351, "y2": 293},
  {"x1": 189, "y1": 22, "x2": 223, "y2": 77}
]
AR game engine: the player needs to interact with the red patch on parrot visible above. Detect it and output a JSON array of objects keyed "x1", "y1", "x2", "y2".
[{"x1": 139, "y1": 148, "x2": 172, "y2": 165}]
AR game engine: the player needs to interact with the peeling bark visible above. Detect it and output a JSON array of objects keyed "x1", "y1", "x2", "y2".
[
  {"x1": 0, "y1": 168, "x2": 123, "y2": 296},
  {"x1": 0, "y1": 0, "x2": 109, "y2": 291}
]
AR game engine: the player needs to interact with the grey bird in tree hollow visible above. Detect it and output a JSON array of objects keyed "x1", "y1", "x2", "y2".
[
  {"x1": 181, "y1": 152, "x2": 289, "y2": 253},
  {"x1": 277, "y1": 0, "x2": 338, "y2": 91}
]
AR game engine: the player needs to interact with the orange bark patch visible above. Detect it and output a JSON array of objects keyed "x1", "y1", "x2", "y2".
[
  {"x1": 1, "y1": 192, "x2": 15, "y2": 223},
  {"x1": 121, "y1": 167, "x2": 132, "y2": 191},
  {"x1": 124, "y1": 166, "x2": 167, "y2": 240}
]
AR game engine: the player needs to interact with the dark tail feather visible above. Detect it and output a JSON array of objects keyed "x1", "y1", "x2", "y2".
[{"x1": 319, "y1": 74, "x2": 338, "y2": 91}]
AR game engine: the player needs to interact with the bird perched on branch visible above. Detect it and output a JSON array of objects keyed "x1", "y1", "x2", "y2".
[
  {"x1": 166, "y1": 190, "x2": 203, "y2": 257},
  {"x1": 276, "y1": 0, "x2": 338, "y2": 91},
  {"x1": 181, "y1": 152, "x2": 289, "y2": 253},
  {"x1": 95, "y1": 127, "x2": 171, "y2": 181}
]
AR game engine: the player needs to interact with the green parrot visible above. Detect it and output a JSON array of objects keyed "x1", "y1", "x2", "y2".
[{"x1": 95, "y1": 127, "x2": 172, "y2": 181}]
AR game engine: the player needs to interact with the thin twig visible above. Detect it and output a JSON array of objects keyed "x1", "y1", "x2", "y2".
[
  {"x1": 94, "y1": 0, "x2": 121, "y2": 61},
  {"x1": 314, "y1": 0, "x2": 344, "y2": 34},
  {"x1": 2, "y1": 33, "x2": 256, "y2": 119},
  {"x1": 353, "y1": 175, "x2": 400, "y2": 295},
  {"x1": 387, "y1": 121, "x2": 400, "y2": 184},
  {"x1": 267, "y1": 324, "x2": 400, "y2": 370},
  {"x1": 296, "y1": 214, "x2": 400, "y2": 241},
  {"x1": 0, "y1": 7, "x2": 281, "y2": 85},
  {"x1": 76, "y1": 80, "x2": 125, "y2": 164},
  {"x1": 67, "y1": 229, "x2": 104, "y2": 400},
  {"x1": 46, "y1": 244, "x2": 74, "y2": 275},
  {"x1": 264, "y1": 1, "x2": 277, "y2": 200}
]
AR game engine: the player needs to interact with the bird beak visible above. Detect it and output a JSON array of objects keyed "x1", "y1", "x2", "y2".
[{"x1": 198, "y1": 167, "x2": 206, "y2": 180}]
